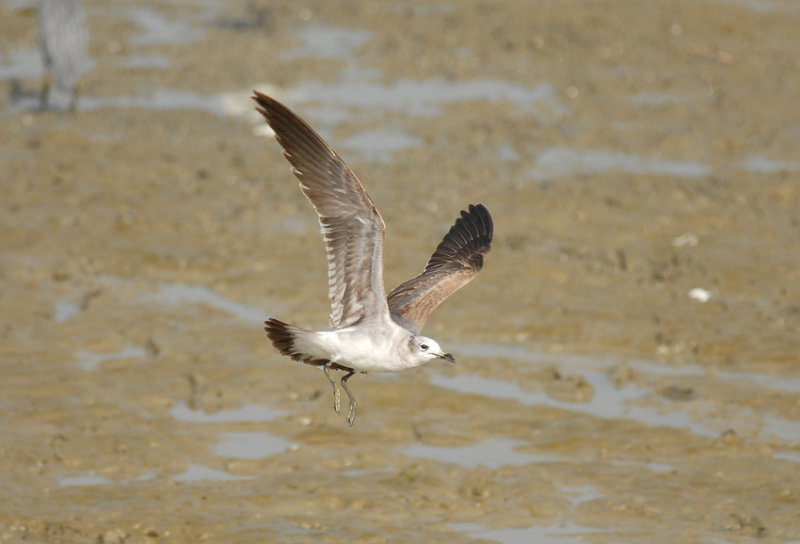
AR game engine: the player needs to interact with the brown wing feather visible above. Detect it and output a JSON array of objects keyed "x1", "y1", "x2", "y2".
[
  {"x1": 388, "y1": 204, "x2": 493, "y2": 334},
  {"x1": 253, "y1": 92, "x2": 389, "y2": 329}
]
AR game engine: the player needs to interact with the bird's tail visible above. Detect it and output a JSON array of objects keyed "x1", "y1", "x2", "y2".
[{"x1": 264, "y1": 318, "x2": 326, "y2": 365}]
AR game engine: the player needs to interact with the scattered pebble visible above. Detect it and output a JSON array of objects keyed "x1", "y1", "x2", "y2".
[
  {"x1": 672, "y1": 232, "x2": 699, "y2": 247},
  {"x1": 688, "y1": 288, "x2": 712, "y2": 303}
]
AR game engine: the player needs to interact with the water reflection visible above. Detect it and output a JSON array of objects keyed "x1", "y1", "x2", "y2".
[
  {"x1": 449, "y1": 521, "x2": 608, "y2": 544},
  {"x1": 212, "y1": 432, "x2": 293, "y2": 460},
  {"x1": 127, "y1": 7, "x2": 203, "y2": 46},
  {"x1": 118, "y1": 53, "x2": 171, "y2": 70},
  {"x1": 79, "y1": 90, "x2": 229, "y2": 115},
  {"x1": 151, "y1": 282, "x2": 269, "y2": 323},
  {"x1": 291, "y1": 76, "x2": 567, "y2": 118},
  {"x1": 340, "y1": 128, "x2": 423, "y2": 162},
  {"x1": 284, "y1": 26, "x2": 373, "y2": 59},
  {"x1": 58, "y1": 473, "x2": 111, "y2": 487},
  {"x1": 0, "y1": 49, "x2": 41, "y2": 80},
  {"x1": 529, "y1": 148, "x2": 712, "y2": 180},
  {"x1": 742, "y1": 155, "x2": 800, "y2": 174},
  {"x1": 76, "y1": 344, "x2": 147, "y2": 371},
  {"x1": 171, "y1": 401, "x2": 285, "y2": 423},
  {"x1": 436, "y1": 343, "x2": 800, "y2": 441},
  {"x1": 628, "y1": 92, "x2": 706, "y2": 106},
  {"x1": 53, "y1": 300, "x2": 81, "y2": 323}
]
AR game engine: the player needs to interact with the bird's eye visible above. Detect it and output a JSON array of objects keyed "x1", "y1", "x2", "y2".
[{"x1": 420, "y1": 344, "x2": 428, "y2": 350}]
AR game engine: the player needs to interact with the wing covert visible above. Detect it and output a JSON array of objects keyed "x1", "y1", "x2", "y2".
[{"x1": 387, "y1": 204, "x2": 493, "y2": 334}]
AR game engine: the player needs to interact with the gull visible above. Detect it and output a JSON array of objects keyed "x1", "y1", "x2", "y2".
[
  {"x1": 253, "y1": 92, "x2": 493, "y2": 426},
  {"x1": 38, "y1": 0, "x2": 88, "y2": 112}
]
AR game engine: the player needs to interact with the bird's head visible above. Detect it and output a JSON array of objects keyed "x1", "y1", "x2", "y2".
[{"x1": 410, "y1": 335, "x2": 455, "y2": 365}]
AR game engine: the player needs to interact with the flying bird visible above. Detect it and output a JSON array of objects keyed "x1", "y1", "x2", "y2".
[{"x1": 253, "y1": 92, "x2": 493, "y2": 426}]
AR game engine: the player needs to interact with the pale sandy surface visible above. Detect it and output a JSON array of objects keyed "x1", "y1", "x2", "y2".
[{"x1": 1, "y1": 1, "x2": 799, "y2": 542}]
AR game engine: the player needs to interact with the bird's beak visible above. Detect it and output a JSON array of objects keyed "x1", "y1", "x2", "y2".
[{"x1": 439, "y1": 352, "x2": 456, "y2": 364}]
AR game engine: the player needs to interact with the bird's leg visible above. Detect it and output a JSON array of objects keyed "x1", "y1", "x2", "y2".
[
  {"x1": 40, "y1": 72, "x2": 51, "y2": 111},
  {"x1": 322, "y1": 363, "x2": 341, "y2": 414},
  {"x1": 340, "y1": 370, "x2": 358, "y2": 427}
]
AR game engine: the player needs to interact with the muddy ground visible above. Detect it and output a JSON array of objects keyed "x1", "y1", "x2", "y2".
[{"x1": 1, "y1": 1, "x2": 799, "y2": 542}]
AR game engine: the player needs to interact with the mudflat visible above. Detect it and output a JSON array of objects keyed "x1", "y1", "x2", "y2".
[{"x1": 1, "y1": 1, "x2": 798, "y2": 542}]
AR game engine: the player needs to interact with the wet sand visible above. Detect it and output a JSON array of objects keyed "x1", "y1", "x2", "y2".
[{"x1": 1, "y1": 1, "x2": 799, "y2": 542}]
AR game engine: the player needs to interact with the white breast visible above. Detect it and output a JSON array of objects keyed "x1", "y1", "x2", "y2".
[{"x1": 311, "y1": 324, "x2": 421, "y2": 373}]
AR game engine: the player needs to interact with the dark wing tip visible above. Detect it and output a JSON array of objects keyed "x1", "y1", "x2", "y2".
[
  {"x1": 251, "y1": 91, "x2": 302, "y2": 135},
  {"x1": 252, "y1": 89, "x2": 275, "y2": 110},
  {"x1": 252, "y1": 90, "x2": 275, "y2": 120},
  {"x1": 386, "y1": 203, "x2": 493, "y2": 333},
  {"x1": 426, "y1": 203, "x2": 493, "y2": 272},
  {"x1": 250, "y1": 91, "x2": 341, "y2": 185},
  {"x1": 465, "y1": 203, "x2": 493, "y2": 244}
]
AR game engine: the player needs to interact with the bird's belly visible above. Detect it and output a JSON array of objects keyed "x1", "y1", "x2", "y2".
[
  {"x1": 335, "y1": 345, "x2": 403, "y2": 373},
  {"x1": 319, "y1": 330, "x2": 412, "y2": 373},
  {"x1": 342, "y1": 353, "x2": 406, "y2": 373}
]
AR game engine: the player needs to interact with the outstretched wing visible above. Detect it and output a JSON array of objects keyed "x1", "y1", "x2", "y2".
[
  {"x1": 253, "y1": 92, "x2": 389, "y2": 329},
  {"x1": 387, "y1": 204, "x2": 493, "y2": 334}
]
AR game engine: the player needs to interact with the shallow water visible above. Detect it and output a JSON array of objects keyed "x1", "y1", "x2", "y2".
[
  {"x1": 76, "y1": 344, "x2": 148, "y2": 371},
  {"x1": 117, "y1": 53, "x2": 172, "y2": 70},
  {"x1": 150, "y1": 282, "x2": 272, "y2": 323},
  {"x1": 2, "y1": 0, "x2": 799, "y2": 543},
  {"x1": 126, "y1": 6, "x2": 203, "y2": 46},
  {"x1": 340, "y1": 128, "x2": 424, "y2": 162},
  {"x1": 171, "y1": 401, "x2": 285, "y2": 423},
  {"x1": 450, "y1": 522, "x2": 611, "y2": 544},
  {"x1": 291, "y1": 76, "x2": 567, "y2": 118},
  {"x1": 0, "y1": 48, "x2": 41, "y2": 80},
  {"x1": 528, "y1": 148, "x2": 713, "y2": 180},
  {"x1": 283, "y1": 25, "x2": 374, "y2": 59},
  {"x1": 212, "y1": 432, "x2": 294, "y2": 460}
]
